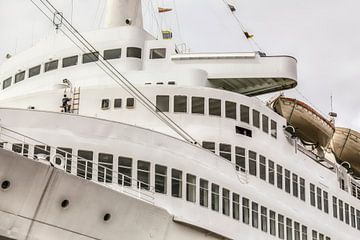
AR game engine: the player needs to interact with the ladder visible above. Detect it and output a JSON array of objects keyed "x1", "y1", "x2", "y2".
[{"x1": 72, "y1": 87, "x2": 80, "y2": 114}]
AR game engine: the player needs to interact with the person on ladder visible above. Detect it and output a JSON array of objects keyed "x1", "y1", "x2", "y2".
[{"x1": 62, "y1": 94, "x2": 72, "y2": 112}]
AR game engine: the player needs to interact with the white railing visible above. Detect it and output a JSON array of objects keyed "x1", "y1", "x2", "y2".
[{"x1": 0, "y1": 126, "x2": 155, "y2": 204}]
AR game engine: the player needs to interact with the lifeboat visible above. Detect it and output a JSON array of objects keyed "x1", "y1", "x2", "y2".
[
  {"x1": 273, "y1": 96, "x2": 335, "y2": 147},
  {"x1": 331, "y1": 127, "x2": 360, "y2": 177}
]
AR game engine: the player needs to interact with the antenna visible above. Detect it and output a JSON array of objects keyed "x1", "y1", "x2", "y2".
[{"x1": 329, "y1": 94, "x2": 337, "y2": 120}]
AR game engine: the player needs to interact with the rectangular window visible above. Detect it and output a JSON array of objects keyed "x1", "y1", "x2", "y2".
[
  {"x1": 323, "y1": 191, "x2": 329, "y2": 213},
  {"x1": 339, "y1": 199, "x2": 344, "y2": 221},
  {"x1": 302, "y1": 225, "x2": 308, "y2": 240},
  {"x1": 82, "y1": 52, "x2": 99, "y2": 63},
  {"x1": 240, "y1": 105, "x2": 250, "y2": 123},
  {"x1": 219, "y1": 143, "x2": 231, "y2": 161},
  {"x1": 171, "y1": 169, "x2": 182, "y2": 198},
  {"x1": 332, "y1": 196, "x2": 338, "y2": 218},
  {"x1": 222, "y1": 188, "x2": 230, "y2": 216},
  {"x1": 101, "y1": 99, "x2": 110, "y2": 109},
  {"x1": 317, "y1": 187, "x2": 322, "y2": 210},
  {"x1": 186, "y1": 174, "x2": 196, "y2": 202},
  {"x1": 98, "y1": 153, "x2": 113, "y2": 183},
  {"x1": 156, "y1": 95, "x2": 169, "y2": 112},
  {"x1": 104, "y1": 48, "x2": 121, "y2": 60},
  {"x1": 252, "y1": 202, "x2": 259, "y2": 228},
  {"x1": 310, "y1": 184, "x2": 316, "y2": 206},
  {"x1": 12, "y1": 143, "x2": 29, "y2": 157},
  {"x1": 137, "y1": 160, "x2": 150, "y2": 190},
  {"x1": 225, "y1": 101, "x2": 236, "y2": 119},
  {"x1": 345, "y1": 203, "x2": 350, "y2": 224},
  {"x1": 118, "y1": 156, "x2": 132, "y2": 186},
  {"x1": 249, "y1": 150, "x2": 257, "y2": 176},
  {"x1": 300, "y1": 178, "x2": 306, "y2": 201},
  {"x1": 293, "y1": 173, "x2": 299, "y2": 197},
  {"x1": 285, "y1": 169, "x2": 291, "y2": 193},
  {"x1": 44, "y1": 60, "x2": 58, "y2": 72},
  {"x1": 277, "y1": 164, "x2": 283, "y2": 189},
  {"x1": 235, "y1": 146, "x2": 246, "y2": 172},
  {"x1": 15, "y1": 71, "x2": 25, "y2": 83},
  {"x1": 235, "y1": 126, "x2": 252, "y2": 137},
  {"x1": 77, "y1": 150, "x2": 93, "y2": 180},
  {"x1": 259, "y1": 155, "x2": 266, "y2": 181},
  {"x1": 268, "y1": 160, "x2": 275, "y2": 185},
  {"x1": 127, "y1": 47, "x2": 142, "y2": 58},
  {"x1": 191, "y1": 97, "x2": 205, "y2": 114},
  {"x1": 62, "y1": 55, "x2": 78, "y2": 67},
  {"x1": 150, "y1": 48, "x2": 166, "y2": 59},
  {"x1": 294, "y1": 222, "x2": 300, "y2": 240},
  {"x1": 252, "y1": 109, "x2": 260, "y2": 128},
  {"x1": 174, "y1": 95, "x2": 187, "y2": 112},
  {"x1": 29, "y1": 65, "x2": 41, "y2": 78},
  {"x1": 270, "y1": 210, "x2": 276, "y2": 236},
  {"x1": 114, "y1": 98, "x2": 122, "y2": 108},
  {"x1": 211, "y1": 184, "x2": 220, "y2": 212},
  {"x1": 2, "y1": 77, "x2": 12, "y2": 89},
  {"x1": 262, "y1": 114, "x2": 269, "y2": 133},
  {"x1": 271, "y1": 120, "x2": 277, "y2": 138},
  {"x1": 200, "y1": 179, "x2": 208, "y2": 207},
  {"x1": 261, "y1": 206, "x2": 267, "y2": 232},
  {"x1": 56, "y1": 147, "x2": 72, "y2": 173},
  {"x1": 232, "y1": 193, "x2": 240, "y2": 220},
  {"x1": 202, "y1": 141, "x2": 215, "y2": 153},
  {"x1": 351, "y1": 206, "x2": 356, "y2": 228},
  {"x1": 126, "y1": 98, "x2": 135, "y2": 108},
  {"x1": 278, "y1": 214, "x2": 285, "y2": 239},
  {"x1": 319, "y1": 234, "x2": 324, "y2": 240},
  {"x1": 312, "y1": 230, "x2": 317, "y2": 240},
  {"x1": 356, "y1": 209, "x2": 360, "y2": 230},
  {"x1": 155, "y1": 165, "x2": 167, "y2": 194},
  {"x1": 242, "y1": 198, "x2": 250, "y2": 224},
  {"x1": 209, "y1": 98, "x2": 221, "y2": 116},
  {"x1": 286, "y1": 218, "x2": 293, "y2": 240},
  {"x1": 34, "y1": 145, "x2": 50, "y2": 160}
]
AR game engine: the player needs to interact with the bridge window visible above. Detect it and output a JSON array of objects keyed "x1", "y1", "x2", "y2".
[
  {"x1": 174, "y1": 95, "x2": 187, "y2": 113},
  {"x1": 252, "y1": 202, "x2": 259, "y2": 228},
  {"x1": 293, "y1": 173, "x2": 299, "y2": 197},
  {"x1": 211, "y1": 183, "x2": 220, "y2": 212},
  {"x1": 262, "y1": 114, "x2": 269, "y2": 133},
  {"x1": 150, "y1": 48, "x2": 166, "y2": 59},
  {"x1": 312, "y1": 230, "x2": 317, "y2": 240},
  {"x1": 225, "y1": 101, "x2": 236, "y2": 119},
  {"x1": 277, "y1": 165, "x2": 283, "y2": 189},
  {"x1": 261, "y1": 206, "x2": 267, "y2": 232},
  {"x1": 345, "y1": 203, "x2": 350, "y2": 224},
  {"x1": 294, "y1": 222, "x2": 300, "y2": 240},
  {"x1": 171, "y1": 169, "x2": 182, "y2": 198},
  {"x1": 15, "y1": 71, "x2": 25, "y2": 83},
  {"x1": 209, "y1": 98, "x2": 221, "y2": 116},
  {"x1": 268, "y1": 160, "x2": 275, "y2": 185},
  {"x1": 252, "y1": 109, "x2": 260, "y2": 128},
  {"x1": 118, "y1": 156, "x2": 132, "y2": 186},
  {"x1": 156, "y1": 95, "x2": 169, "y2": 112},
  {"x1": 98, "y1": 153, "x2": 113, "y2": 183},
  {"x1": 219, "y1": 143, "x2": 231, "y2": 161},
  {"x1": 29, "y1": 65, "x2": 41, "y2": 78},
  {"x1": 310, "y1": 184, "x2": 316, "y2": 206},
  {"x1": 191, "y1": 97, "x2": 204, "y2": 114},
  {"x1": 155, "y1": 164, "x2": 167, "y2": 194},
  {"x1": 332, "y1": 196, "x2": 338, "y2": 218},
  {"x1": 137, "y1": 160, "x2": 150, "y2": 190},
  {"x1": 285, "y1": 169, "x2": 291, "y2": 193},
  {"x1": 270, "y1": 210, "x2": 276, "y2": 236},
  {"x1": 278, "y1": 214, "x2": 285, "y2": 239},
  {"x1": 317, "y1": 187, "x2": 322, "y2": 210},
  {"x1": 83, "y1": 52, "x2": 99, "y2": 63},
  {"x1": 240, "y1": 105, "x2": 249, "y2": 123},
  {"x1": 300, "y1": 177, "x2": 306, "y2": 201},
  {"x1": 77, "y1": 150, "x2": 93, "y2": 180},
  {"x1": 114, "y1": 98, "x2": 122, "y2": 108},
  {"x1": 339, "y1": 199, "x2": 344, "y2": 221},
  {"x1": 104, "y1": 48, "x2": 121, "y2": 60},
  {"x1": 286, "y1": 218, "x2": 293, "y2": 240},
  {"x1": 2, "y1": 77, "x2": 11, "y2": 89},
  {"x1": 232, "y1": 193, "x2": 240, "y2": 220},
  {"x1": 323, "y1": 191, "x2": 329, "y2": 213},
  {"x1": 242, "y1": 198, "x2": 250, "y2": 224},
  {"x1": 127, "y1": 47, "x2": 142, "y2": 59},
  {"x1": 302, "y1": 225, "x2": 308, "y2": 240},
  {"x1": 62, "y1": 55, "x2": 78, "y2": 67},
  {"x1": 200, "y1": 179, "x2": 209, "y2": 207},
  {"x1": 202, "y1": 141, "x2": 215, "y2": 153},
  {"x1": 126, "y1": 98, "x2": 135, "y2": 108},
  {"x1": 44, "y1": 60, "x2": 58, "y2": 72},
  {"x1": 235, "y1": 146, "x2": 245, "y2": 172},
  {"x1": 260, "y1": 155, "x2": 266, "y2": 181},
  {"x1": 222, "y1": 188, "x2": 230, "y2": 216},
  {"x1": 271, "y1": 120, "x2": 277, "y2": 138},
  {"x1": 56, "y1": 147, "x2": 72, "y2": 173},
  {"x1": 356, "y1": 209, "x2": 360, "y2": 230},
  {"x1": 248, "y1": 150, "x2": 257, "y2": 176},
  {"x1": 351, "y1": 206, "x2": 356, "y2": 228}
]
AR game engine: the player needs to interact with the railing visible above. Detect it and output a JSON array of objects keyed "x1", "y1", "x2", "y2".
[
  {"x1": 297, "y1": 144, "x2": 336, "y2": 173},
  {"x1": 0, "y1": 126, "x2": 155, "y2": 204}
]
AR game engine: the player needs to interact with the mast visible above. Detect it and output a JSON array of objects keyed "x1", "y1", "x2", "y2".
[{"x1": 103, "y1": 0, "x2": 143, "y2": 28}]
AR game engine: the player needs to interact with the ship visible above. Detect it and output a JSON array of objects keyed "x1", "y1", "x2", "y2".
[{"x1": 0, "y1": 0, "x2": 359, "y2": 239}]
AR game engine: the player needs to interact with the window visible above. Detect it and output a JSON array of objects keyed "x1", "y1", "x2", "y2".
[
  {"x1": 252, "y1": 202, "x2": 259, "y2": 228},
  {"x1": 249, "y1": 151, "x2": 257, "y2": 176},
  {"x1": 118, "y1": 156, "x2": 132, "y2": 186},
  {"x1": 211, "y1": 184, "x2": 220, "y2": 212},
  {"x1": 235, "y1": 146, "x2": 246, "y2": 172},
  {"x1": 174, "y1": 95, "x2": 187, "y2": 112},
  {"x1": 285, "y1": 169, "x2": 291, "y2": 193},
  {"x1": 345, "y1": 203, "x2": 350, "y2": 224},
  {"x1": 62, "y1": 55, "x2": 78, "y2": 67},
  {"x1": 222, "y1": 188, "x2": 230, "y2": 216},
  {"x1": 101, "y1": 99, "x2": 110, "y2": 109},
  {"x1": 77, "y1": 150, "x2": 93, "y2": 180},
  {"x1": 252, "y1": 109, "x2": 260, "y2": 128},
  {"x1": 186, "y1": 174, "x2": 196, "y2": 202},
  {"x1": 242, "y1": 198, "x2": 250, "y2": 224},
  {"x1": 15, "y1": 71, "x2": 25, "y2": 83},
  {"x1": 310, "y1": 184, "x2": 316, "y2": 206},
  {"x1": 56, "y1": 147, "x2": 72, "y2": 173},
  {"x1": 200, "y1": 179, "x2": 208, "y2": 207},
  {"x1": 137, "y1": 160, "x2": 150, "y2": 190},
  {"x1": 150, "y1": 48, "x2": 166, "y2": 59},
  {"x1": 277, "y1": 165, "x2": 283, "y2": 189},
  {"x1": 29, "y1": 65, "x2": 41, "y2": 78},
  {"x1": 12, "y1": 143, "x2": 29, "y2": 157},
  {"x1": 260, "y1": 155, "x2": 266, "y2": 181},
  {"x1": 261, "y1": 206, "x2": 267, "y2": 232},
  {"x1": 312, "y1": 230, "x2": 317, "y2": 240},
  {"x1": 114, "y1": 98, "x2": 122, "y2": 108},
  {"x1": 278, "y1": 214, "x2": 285, "y2": 239},
  {"x1": 317, "y1": 187, "x2": 322, "y2": 210},
  {"x1": 262, "y1": 114, "x2": 269, "y2": 133},
  {"x1": 356, "y1": 209, "x2": 360, "y2": 230},
  {"x1": 127, "y1": 47, "x2": 142, "y2": 58},
  {"x1": 332, "y1": 196, "x2": 338, "y2": 218},
  {"x1": 269, "y1": 160, "x2": 275, "y2": 185},
  {"x1": 286, "y1": 218, "x2": 293, "y2": 240},
  {"x1": 319, "y1": 234, "x2": 324, "y2": 240},
  {"x1": 232, "y1": 193, "x2": 240, "y2": 220},
  {"x1": 209, "y1": 98, "x2": 221, "y2": 116},
  {"x1": 240, "y1": 105, "x2": 249, "y2": 123},
  {"x1": 270, "y1": 210, "x2": 276, "y2": 236},
  {"x1": 171, "y1": 169, "x2": 182, "y2": 198},
  {"x1": 202, "y1": 141, "x2": 215, "y2": 153},
  {"x1": 351, "y1": 206, "x2": 356, "y2": 228},
  {"x1": 302, "y1": 225, "x2": 308, "y2": 240},
  {"x1": 323, "y1": 191, "x2": 329, "y2": 213},
  {"x1": 225, "y1": 101, "x2": 236, "y2": 119},
  {"x1": 339, "y1": 199, "x2": 344, "y2": 221},
  {"x1": 191, "y1": 97, "x2": 204, "y2": 114},
  {"x1": 156, "y1": 95, "x2": 169, "y2": 112},
  {"x1": 34, "y1": 145, "x2": 50, "y2": 160},
  {"x1": 2, "y1": 77, "x2": 11, "y2": 89},
  {"x1": 98, "y1": 153, "x2": 113, "y2": 183},
  {"x1": 294, "y1": 222, "x2": 301, "y2": 240},
  {"x1": 293, "y1": 173, "x2": 299, "y2": 197},
  {"x1": 155, "y1": 165, "x2": 167, "y2": 194},
  {"x1": 44, "y1": 60, "x2": 58, "y2": 72},
  {"x1": 271, "y1": 120, "x2": 277, "y2": 138},
  {"x1": 235, "y1": 126, "x2": 252, "y2": 137},
  {"x1": 300, "y1": 178, "x2": 306, "y2": 201},
  {"x1": 219, "y1": 143, "x2": 231, "y2": 161},
  {"x1": 126, "y1": 98, "x2": 135, "y2": 108},
  {"x1": 104, "y1": 48, "x2": 121, "y2": 60},
  {"x1": 83, "y1": 52, "x2": 99, "y2": 63}
]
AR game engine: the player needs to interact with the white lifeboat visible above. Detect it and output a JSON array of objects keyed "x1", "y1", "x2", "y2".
[{"x1": 273, "y1": 96, "x2": 335, "y2": 147}]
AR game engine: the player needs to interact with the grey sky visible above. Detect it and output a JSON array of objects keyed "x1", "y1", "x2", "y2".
[{"x1": 0, "y1": 0, "x2": 359, "y2": 131}]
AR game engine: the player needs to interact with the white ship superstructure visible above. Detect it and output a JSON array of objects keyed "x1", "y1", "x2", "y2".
[{"x1": 0, "y1": 1, "x2": 359, "y2": 240}]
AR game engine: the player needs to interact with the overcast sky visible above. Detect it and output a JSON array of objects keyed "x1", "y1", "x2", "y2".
[{"x1": 0, "y1": 0, "x2": 359, "y2": 131}]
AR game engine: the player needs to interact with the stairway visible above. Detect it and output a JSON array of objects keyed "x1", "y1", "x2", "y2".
[{"x1": 72, "y1": 87, "x2": 80, "y2": 114}]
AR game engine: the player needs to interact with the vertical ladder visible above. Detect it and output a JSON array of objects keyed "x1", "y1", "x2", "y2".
[{"x1": 72, "y1": 87, "x2": 80, "y2": 114}]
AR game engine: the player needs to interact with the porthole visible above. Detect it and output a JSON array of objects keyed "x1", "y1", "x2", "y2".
[
  {"x1": 61, "y1": 199, "x2": 69, "y2": 208},
  {"x1": 1, "y1": 180, "x2": 10, "y2": 190},
  {"x1": 103, "y1": 213, "x2": 111, "y2": 222}
]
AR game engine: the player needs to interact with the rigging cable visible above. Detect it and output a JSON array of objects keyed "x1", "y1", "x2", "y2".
[{"x1": 29, "y1": 0, "x2": 199, "y2": 145}]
